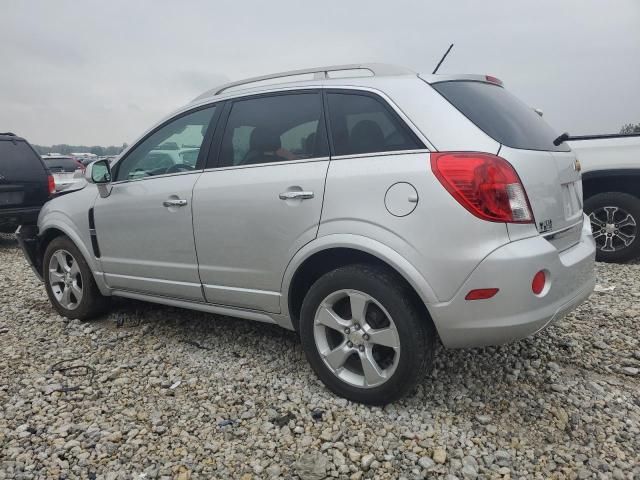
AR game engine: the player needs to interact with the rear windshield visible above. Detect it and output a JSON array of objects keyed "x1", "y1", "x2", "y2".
[
  {"x1": 44, "y1": 157, "x2": 78, "y2": 170},
  {"x1": 0, "y1": 140, "x2": 45, "y2": 178},
  {"x1": 432, "y1": 81, "x2": 570, "y2": 152}
]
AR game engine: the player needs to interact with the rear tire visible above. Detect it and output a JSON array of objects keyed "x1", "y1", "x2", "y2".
[
  {"x1": 299, "y1": 264, "x2": 435, "y2": 405},
  {"x1": 585, "y1": 192, "x2": 640, "y2": 263},
  {"x1": 43, "y1": 236, "x2": 110, "y2": 320}
]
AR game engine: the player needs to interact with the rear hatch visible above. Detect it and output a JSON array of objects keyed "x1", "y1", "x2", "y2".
[
  {"x1": 44, "y1": 156, "x2": 78, "y2": 173},
  {"x1": 43, "y1": 157, "x2": 80, "y2": 188},
  {"x1": 0, "y1": 135, "x2": 50, "y2": 210},
  {"x1": 431, "y1": 79, "x2": 583, "y2": 251}
]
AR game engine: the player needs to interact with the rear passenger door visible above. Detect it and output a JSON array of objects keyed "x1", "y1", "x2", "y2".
[{"x1": 192, "y1": 91, "x2": 330, "y2": 313}]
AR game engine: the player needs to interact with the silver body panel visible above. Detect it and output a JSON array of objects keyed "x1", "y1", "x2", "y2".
[
  {"x1": 33, "y1": 65, "x2": 596, "y2": 347},
  {"x1": 193, "y1": 159, "x2": 330, "y2": 313},
  {"x1": 94, "y1": 172, "x2": 204, "y2": 301}
]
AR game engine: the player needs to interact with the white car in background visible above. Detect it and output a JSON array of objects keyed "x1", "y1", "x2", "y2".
[
  {"x1": 569, "y1": 133, "x2": 640, "y2": 262},
  {"x1": 41, "y1": 155, "x2": 86, "y2": 192}
]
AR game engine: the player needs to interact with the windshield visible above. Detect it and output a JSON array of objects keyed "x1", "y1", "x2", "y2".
[{"x1": 432, "y1": 81, "x2": 570, "y2": 152}]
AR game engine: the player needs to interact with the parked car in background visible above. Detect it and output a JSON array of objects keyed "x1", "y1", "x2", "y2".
[
  {"x1": 71, "y1": 152, "x2": 98, "y2": 166},
  {"x1": 569, "y1": 133, "x2": 640, "y2": 262},
  {"x1": 41, "y1": 155, "x2": 86, "y2": 192},
  {"x1": 0, "y1": 133, "x2": 54, "y2": 233},
  {"x1": 17, "y1": 64, "x2": 596, "y2": 404}
]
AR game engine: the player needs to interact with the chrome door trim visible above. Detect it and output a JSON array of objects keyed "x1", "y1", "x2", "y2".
[
  {"x1": 330, "y1": 149, "x2": 430, "y2": 161},
  {"x1": 202, "y1": 156, "x2": 330, "y2": 173},
  {"x1": 110, "y1": 169, "x2": 204, "y2": 186},
  {"x1": 202, "y1": 283, "x2": 282, "y2": 298},
  {"x1": 104, "y1": 272, "x2": 202, "y2": 288}
]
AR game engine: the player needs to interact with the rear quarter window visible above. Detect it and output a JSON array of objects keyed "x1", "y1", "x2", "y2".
[{"x1": 432, "y1": 81, "x2": 570, "y2": 152}]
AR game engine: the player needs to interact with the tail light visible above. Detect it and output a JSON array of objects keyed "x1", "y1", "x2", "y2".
[
  {"x1": 431, "y1": 152, "x2": 533, "y2": 223},
  {"x1": 75, "y1": 160, "x2": 86, "y2": 172},
  {"x1": 47, "y1": 174, "x2": 56, "y2": 195},
  {"x1": 485, "y1": 75, "x2": 503, "y2": 86}
]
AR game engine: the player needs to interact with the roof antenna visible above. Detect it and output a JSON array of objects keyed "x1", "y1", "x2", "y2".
[{"x1": 432, "y1": 43, "x2": 454, "y2": 74}]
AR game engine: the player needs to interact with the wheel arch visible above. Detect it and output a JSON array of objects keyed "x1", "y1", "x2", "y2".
[
  {"x1": 38, "y1": 217, "x2": 110, "y2": 295},
  {"x1": 583, "y1": 169, "x2": 640, "y2": 200},
  {"x1": 282, "y1": 235, "x2": 438, "y2": 332}
]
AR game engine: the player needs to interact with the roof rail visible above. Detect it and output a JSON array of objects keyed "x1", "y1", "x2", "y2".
[{"x1": 192, "y1": 63, "x2": 414, "y2": 102}]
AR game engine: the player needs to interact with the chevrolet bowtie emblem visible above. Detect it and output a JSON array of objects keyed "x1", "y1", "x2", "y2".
[{"x1": 574, "y1": 159, "x2": 582, "y2": 172}]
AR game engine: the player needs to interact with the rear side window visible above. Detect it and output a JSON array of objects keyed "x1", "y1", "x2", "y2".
[
  {"x1": 432, "y1": 81, "x2": 570, "y2": 152},
  {"x1": 326, "y1": 92, "x2": 423, "y2": 156},
  {"x1": 218, "y1": 93, "x2": 328, "y2": 167},
  {"x1": 44, "y1": 157, "x2": 78, "y2": 171}
]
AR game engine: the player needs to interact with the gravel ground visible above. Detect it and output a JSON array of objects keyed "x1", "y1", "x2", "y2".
[{"x1": 1, "y1": 233, "x2": 639, "y2": 480}]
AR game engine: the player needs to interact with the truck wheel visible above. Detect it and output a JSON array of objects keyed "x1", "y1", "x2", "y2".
[
  {"x1": 585, "y1": 192, "x2": 640, "y2": 263},
  {"x1": 299, "y1": 264, "x2": 435, "y2": 405},
  {"x1": 43, "y1": 236, "x2": 110, "y2": 320}
]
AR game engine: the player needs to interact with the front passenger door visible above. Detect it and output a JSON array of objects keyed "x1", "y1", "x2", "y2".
[{"x1": 94, "y1": 105, "x2": 218, "y2": 300}]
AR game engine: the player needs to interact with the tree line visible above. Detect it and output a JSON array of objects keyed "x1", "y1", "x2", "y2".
[
  {"x1": 29, "y1": 122, "x2": 639, "y2": 156},
  {"x1": 620, "y1": 123, "x2": 640, "y2": 134},
  {"x1": 32, "y1": 143, "x2": 128, "y2": 156}
]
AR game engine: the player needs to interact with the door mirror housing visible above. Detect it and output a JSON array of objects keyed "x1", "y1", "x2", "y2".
[
  {"x1": 85, "y1": 160, "x2": 113, "y2": 198},
  {"x1": 85, "y1": 159, "x2": 112, "y2": 184}
]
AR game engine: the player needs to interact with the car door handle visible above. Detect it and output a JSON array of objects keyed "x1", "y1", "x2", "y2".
[
  {"x1": 279, "y1": 191, "x2": 314, "y2": 200},
  {"x1": 163, "y1": 199, "x2": 188, "y2": 207}
]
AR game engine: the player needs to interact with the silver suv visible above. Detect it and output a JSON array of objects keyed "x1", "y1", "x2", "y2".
[{"x1": 17, "y1": 64, "x2": 596, "y2": 404}]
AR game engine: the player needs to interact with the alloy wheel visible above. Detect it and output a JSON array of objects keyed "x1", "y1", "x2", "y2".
[
  {"x1": 589, "y1": 206, "x2": 637, "y2": 252},
  {"x1": 313, "y1": 289, "x2": 400, "y2": 388},
  {"x1": 48, "y1": 249, "x2": 83, "y2": 310}
]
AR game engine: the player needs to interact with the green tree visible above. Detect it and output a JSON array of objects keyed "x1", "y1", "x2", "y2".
[{"x1": 620, "y1": 123, "x2": 640, "y2": 134}]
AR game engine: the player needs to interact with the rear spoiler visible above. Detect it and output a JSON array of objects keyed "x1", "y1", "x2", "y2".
[{"x1": 568, "y1": 133, "x2": 640, "y2": 141}]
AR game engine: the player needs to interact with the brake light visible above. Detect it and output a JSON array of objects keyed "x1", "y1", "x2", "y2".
[
  {"x1": 485, "y1": 75, "x2": 503, "y2": 86},
  {"x1": 430, "y1": 152, "x2": 533, "y2": 223},
  {"x1": 47, "y1": 174, "x2": 56, "y2": 195}
]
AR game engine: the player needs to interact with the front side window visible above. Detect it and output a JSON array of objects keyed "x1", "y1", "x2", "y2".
[
  {"x1": 115, "y1": 106, "x2": 216, "y2": 181},
  {"x1": 327, "y1": 92, "x2": 423, "y2": 156},
  {"x1": 218, "y1": 93, "x2": 328, "y2": 167}
]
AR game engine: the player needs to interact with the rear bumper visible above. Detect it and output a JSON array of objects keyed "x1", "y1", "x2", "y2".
[
  {"x1": 15, "y1": 225, "x2": 44, "y2": 281},
  {"x1": 430, "y1": 215, "x2": 596, "y2": 348},
  {"x1": 0, "y1": 206, "x2": 41, "y2": 232}
]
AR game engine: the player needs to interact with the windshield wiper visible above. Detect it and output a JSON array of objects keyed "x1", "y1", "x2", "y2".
[{"x1": 553, "y1": 132, "x2": 570, "y2": 146}]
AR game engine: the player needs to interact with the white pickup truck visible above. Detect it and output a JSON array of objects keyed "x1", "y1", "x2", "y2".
[{"x1": 569, "y1": 133, "x2": 640, "y2": 262}]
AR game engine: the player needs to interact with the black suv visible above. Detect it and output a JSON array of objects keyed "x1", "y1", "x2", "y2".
[{"x1": 0, "y1": 133, "x2": 54, "y2": 233}]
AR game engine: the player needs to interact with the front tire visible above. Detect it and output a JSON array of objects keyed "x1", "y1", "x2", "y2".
[
  {"x1": 585, "y1": 192, "x2": 640, "y2": 263},
  {"x1": 43, "y1": 236, "x2": 110, "y2": 320},
  {"x1": 299, "y1": 264, "x2": 435, "y2": 405}
]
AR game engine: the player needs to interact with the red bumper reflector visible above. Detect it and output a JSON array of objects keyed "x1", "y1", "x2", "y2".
[
  {"x1": 465, "y1": 288, "x2": 499, "y2": 301},
  {"x1": 532, "y1": 270, "x2": 546, "y2": 294}
]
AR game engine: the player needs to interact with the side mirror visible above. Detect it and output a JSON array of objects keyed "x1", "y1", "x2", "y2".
[
  {"x1": 85, "y1": 160, "x2": 112, "y2": 198},
  {"x1": 85, "y1": 159, "x2": 112, "y2": 184}
]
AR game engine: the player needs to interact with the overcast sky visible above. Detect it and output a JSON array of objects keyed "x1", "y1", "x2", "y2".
[{"x1": 1, "y1": 0, "x2": 638, "y2": 146}]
